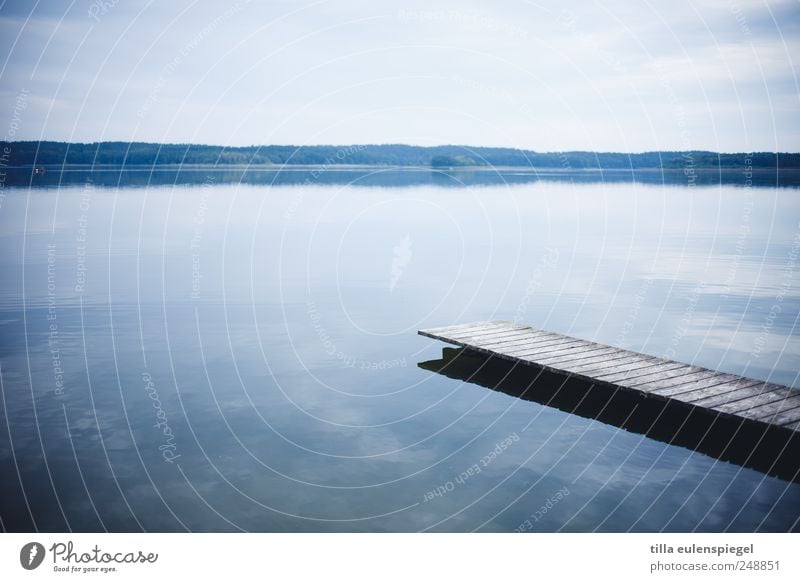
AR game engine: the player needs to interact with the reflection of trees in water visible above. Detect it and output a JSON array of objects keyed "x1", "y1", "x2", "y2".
[{"x1": 9, "y1": 166, "x2": 797, "y2": 189}]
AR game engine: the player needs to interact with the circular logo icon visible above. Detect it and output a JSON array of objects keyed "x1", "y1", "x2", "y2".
[{"x1": 20, "y1": 542, "x2": 45, "y2": 570}]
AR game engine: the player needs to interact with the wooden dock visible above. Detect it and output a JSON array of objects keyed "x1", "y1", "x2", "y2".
[{"x1": 419, "y1": 321, "x2": 800, "y2": 434}]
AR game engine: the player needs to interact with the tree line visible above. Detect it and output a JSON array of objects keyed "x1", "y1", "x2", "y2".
[{"x1": 2, "y1": 141, "x2": 797, "y2": 169}]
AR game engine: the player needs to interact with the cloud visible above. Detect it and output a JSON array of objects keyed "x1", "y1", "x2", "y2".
[{"x1": 0, "y1": 0, "x2": 797, "y2": 151}]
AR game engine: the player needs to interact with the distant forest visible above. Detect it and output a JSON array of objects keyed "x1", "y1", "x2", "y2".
[{"x1": 2, "y1": 141, "x2": 798, "y2": 170}]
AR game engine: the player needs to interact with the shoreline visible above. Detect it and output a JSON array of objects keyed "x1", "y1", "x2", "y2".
[{"x1": 5, "y1": 164, "x2": 798, "y2": 172}]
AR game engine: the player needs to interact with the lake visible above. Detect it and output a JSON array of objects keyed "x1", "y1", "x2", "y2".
[{"x1": 1, "y1": 167, "x2": 799, "y2": 532}]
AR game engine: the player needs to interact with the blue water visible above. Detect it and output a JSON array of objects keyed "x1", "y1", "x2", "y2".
[{"x1": 1, "y1": 168, "x2": 798, "y2": 531}]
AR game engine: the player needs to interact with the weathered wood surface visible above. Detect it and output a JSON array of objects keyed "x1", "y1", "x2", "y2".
[{"x1": 419, "y1": 321, "x2": 800, "y2": 433}]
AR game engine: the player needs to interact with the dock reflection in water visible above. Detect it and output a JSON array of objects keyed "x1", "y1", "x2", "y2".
[{"x1": 419, "y1": 347, "x2": 800, "y2": 484}]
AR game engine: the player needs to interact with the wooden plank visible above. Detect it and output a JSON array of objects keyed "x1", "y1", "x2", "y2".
[
  {"x1": 563, "y1": 353, "x2": 657, "y2": 375},
  {"x1": 711, "y1": 387, "x2": 799, "y2": 416},
  {"x1": 529, "y1": 344, "x2": 620, "y2": 364},
  {"x1": 519, "y1": 343, "x2": 615, "y2": 363},
  {"x1": 650, "y1": 373, "x2": 748, "y2": 397},
  {"x1": 594, "y1": 361, "x2": 692, "y2": 383},
  {"x1": 668, "y1": 379, "x2": 763, "y2": 404},
  {"x1": 421, "y1": 327, "x2": 526, "y2": 347},
  {"x1": 752, "y1": 397, "x2": 800, "y2": 424},
  {"x1": 510, "y1": 344, "x2": 597, "y2": 364},
  {"x1": 418, "y1": 320, "x2": 799, "y2": 436},
  {"x1": 508, "y1": 333, "x2": 585, "y2": 348},
  {"x1": 565, "y1": 354, "x2": 659, "y2": 376},
  {"x1": 513, "y1": 334, "x2": 607, "y2": 354},
  {"x1": 536, "y1": 349, "x2": 639, "y2": 371},
  {"x1": 623, "y1": 369, "x2": 720, "y2": 392},
  {"x1": 620, "y1": 364, "x2": 706, "y2": 388},
  {"x1": 447, "y1": 323, "x2": 529, "y2": 340},
  {"x1": 467, "y1": 334, "x2": 547, "y2": 351},
  {"x1": 465, "y1": 327, "x2": 548, "y2": 342},
  {"x1": 506, "y1": 338, "x2": 591, "y2": 358},
  {"x1": 761, "y1": 407, "x2": 800, "y2": 426},
  {"x1": 689, "y1": 382, "x2": 785, "y2": 410},
  {"x1": 422, "y1": 321, "x2": 500, "y2": 335},
  {"x1": 457, "y1": 330, "x2": 560, "y2": 348},
  {"x1": 449, "y1": 321, "x2": 537, "y2": 337},
  {"x1": 473, "y1": 331, "x2": 558, "y2": 349}
]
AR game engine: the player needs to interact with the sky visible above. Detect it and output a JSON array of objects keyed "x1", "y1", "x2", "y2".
[{"x1": 0, "y1": 0, "x2": 798, "y2": 152}]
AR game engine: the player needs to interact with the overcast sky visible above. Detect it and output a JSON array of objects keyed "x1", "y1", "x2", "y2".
[{"x1": 0, "y1": 0, "x2": 798, "y2": 151}]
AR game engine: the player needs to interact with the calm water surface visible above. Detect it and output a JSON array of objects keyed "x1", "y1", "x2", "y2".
[{"x1": 1, "y1": 168, "x2": 798, "y2": 531}]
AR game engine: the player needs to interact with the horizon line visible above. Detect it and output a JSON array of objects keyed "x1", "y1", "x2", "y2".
[{"x1": 3, "y1": 140, "x2": 798, "y2": 156}]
